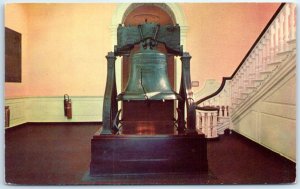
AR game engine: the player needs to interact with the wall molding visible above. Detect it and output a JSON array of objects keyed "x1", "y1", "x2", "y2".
[{"x1": 5, "y1": 96, "x2": 104, "y2": 128}]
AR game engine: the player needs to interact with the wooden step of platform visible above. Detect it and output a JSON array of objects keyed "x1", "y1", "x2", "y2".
[{"x1": 90, "y1": 129, "x2": 208, "y2": 177}]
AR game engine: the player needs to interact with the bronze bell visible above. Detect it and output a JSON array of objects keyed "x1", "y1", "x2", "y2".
[{"x1": 117, "y1": 43, "x2": 181, "y2": 101}]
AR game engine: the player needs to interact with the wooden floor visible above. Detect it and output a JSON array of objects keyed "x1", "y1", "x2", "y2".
[{"x1": 5, "y1": 123, "x2": 296, "y2": 185}]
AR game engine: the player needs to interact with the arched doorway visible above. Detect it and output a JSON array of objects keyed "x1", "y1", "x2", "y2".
[{"x1": 120, "y1": 4, "x2": 177, "y2": 132}]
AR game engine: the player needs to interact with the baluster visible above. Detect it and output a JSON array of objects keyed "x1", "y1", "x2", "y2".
[
  {"x1": 208, "y1": 112, "x2": 213, "y2": 137},
  {"x1": 261, "y1": 37, "x2": 267, "y2": 72},
  {"x1": 200, "y1": 112, "x2": 203, "y2": 133},
  {"x1": 242, "y1": 64, "x2": 248, "y2": 93},
  {"x1": 231, "y1": 79, "x2": 235, "y2": 106},
  {"x1": 200, "y1": 112, "x2": 203, "y2": 132},
  {"x1": 248, "y1": 54, "x2": 254, "y2": 80},
  {"x1": 279, "y1": 12, "x2": 284, "y2": 52},
  {"x1": 200, "y1": 112, "x2": 205, "y2": 134},
  {"x1": 244, "y1": 61, "x2": 249, "y2": 88},
  {"x1": 224, "y1": 89, "x2": 228, "y2": 107},
  {"x1": 237, "y1": 75, "x2": 241, "y2": 94},
  {"x1": 252, "y1": 54, "x2": 257, "y2": 80},
  {"x1": 253, "y1": 50, "x2": 258, "y2": 79},
  {"x1": 207, "y1": 112, "x2": 211, "y2": 137},
  {"x1": 242, "y1": 66, "x2": 246, "y2": 94},
  {"x1": 257, "y1": 49, "x2": 262, "y2": 75},
  {"x1": 249, "y1": 57, "x2": 257, "y2": 87},
  {"x1": 223, "y1": 92, "x2": 226, "y2": 106},
  {"x1": 221, "y1": 106, "x2": 225, "y2": 117},
  {"x1": 270, "y1": 24, "x2": 275, "y2": 62},
  {"x1": 212, "y1": 112, "x2": 218, "y2": 137},
  {"x1": 199, "y1": 112, "x2": 203, "y2": 133},
  {"x1": 226, "y1": 106, "x2": 229, "y2": 117},
  {"x1": 265, "y1": 29, "x2": 271, "y2": 64},
  {"x1": 235, "y1": 73, "x2": 239, "y2": 95},
  {"x1": 204, "y1": 112, "x2": 208, "y2": 136},
  {"x1": 224, "y1": 105, "x2": 228, "y2": 117},
  {"x1": 245, "y1": 60, "x2": 249, "y2": 86},
  {"x1": 238, "y1": 71, "x2": 242, "y2": 98},
  {"x1": 283, "y1": 5, "x2": 290, "y2": 50},
  {"x1": 258, "y1": 45, "x2": 263, "y2": 73},
  {"x1": 289, "y1": 4, "x2": 296, "y2": 40},
  {"x1": 216, "y1": 105, "x2": 220, "y2": 118},
  {"x1": 274, "y1": 17, "x2": 279, "y2": 53},
  {"x1": 233, "y1": 78, "x2": 238, "y2": 105},
  {"x1": 238, "y1": 72, "x2": 243, "y2": 99},
  {"x1": 246, "y1": 58, "x2": 250, "y2": 77},
  {"x1": 196, "y1": 111, "x2": 201, "y2": 130}
]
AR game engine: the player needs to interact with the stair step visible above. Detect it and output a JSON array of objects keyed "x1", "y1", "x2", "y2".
[
  {"x1": 241, "y1": 92, "x2": 249, "y2": 96},
  {"x1": 232, "y1": 102, "x2": 239, "y2": 105},
  {"x1": 253, "y1": 79, "x2": 264, "y2": 83},
  {"x1": 260, "y1": 71, "x2": 271, "y2": 76},
  {"x1": 246, "y1": 86, "x2": 256, "y2": 91},
  {"x1": 267, "y1": 60, "x2": 281, "y2": 67}
]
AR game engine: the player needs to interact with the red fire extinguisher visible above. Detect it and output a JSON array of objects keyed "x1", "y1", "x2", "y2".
[
  {"x1": 5, "y1": 106, "x2": 10, "y2": 128},
  {"x1": 64, "y1": 94, "x2": 72, "y2": 119}
]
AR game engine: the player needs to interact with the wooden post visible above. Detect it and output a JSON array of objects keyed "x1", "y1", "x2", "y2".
[
  {"x1": 180, "y1": 52, "x2": 197, "y2": 134},
  {"x1": 102, "y1": 52, "x2": 118, "y2": 135}
]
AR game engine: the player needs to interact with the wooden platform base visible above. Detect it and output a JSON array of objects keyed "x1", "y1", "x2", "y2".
[
  {"x1": 84, "y1": 171, "x2": 216, "y2": 184},
  {"x1": 90, "y1": 129, "x2": 208, "y2": 177}
]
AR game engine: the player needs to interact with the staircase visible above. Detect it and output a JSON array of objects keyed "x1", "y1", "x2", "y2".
[{"x1": 194, "y1": 2, "x2": 296, "y2": 148}]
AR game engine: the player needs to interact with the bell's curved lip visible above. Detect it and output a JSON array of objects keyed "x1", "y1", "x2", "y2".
[{"x1": 117, "y1": 92, "x2": 182, "y2": 101}]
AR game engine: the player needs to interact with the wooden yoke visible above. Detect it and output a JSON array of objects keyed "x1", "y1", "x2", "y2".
[{"x1": 114, "y1": 23, "x2": 182, "y2": 56}]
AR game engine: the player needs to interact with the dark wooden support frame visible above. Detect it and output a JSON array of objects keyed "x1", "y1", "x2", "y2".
[
  {"x1": 101, "y1": 52, "x2": 118, "y2": 134},
  {"x1": 178, "y1": 52, "x2": 197, "y2": 134},
  {"x1": 92, "y1": 23, "x2": 208, "y2": 178},
  {"x1": 101, "y1": 23, "x2": 198, "y2": 135}
]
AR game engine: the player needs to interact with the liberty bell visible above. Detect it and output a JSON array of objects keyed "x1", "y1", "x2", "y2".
[{"x1": 117, "y1": 28, "x2": 181, "y2": 101}]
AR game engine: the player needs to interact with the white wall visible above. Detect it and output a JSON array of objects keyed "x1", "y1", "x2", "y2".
[{"x1": 231, "y1": 51, "x2": 296, "y2": 162}]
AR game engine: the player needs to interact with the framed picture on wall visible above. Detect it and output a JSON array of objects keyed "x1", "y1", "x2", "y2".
[{"x1": 5, "y1": 27, "x2": 22, "y2": 82}]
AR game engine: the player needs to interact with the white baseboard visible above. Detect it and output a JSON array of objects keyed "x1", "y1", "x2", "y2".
[{"x1": 5, "y1": 96, "x2": 104, "y2": 128}]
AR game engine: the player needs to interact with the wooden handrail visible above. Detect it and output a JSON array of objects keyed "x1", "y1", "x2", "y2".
[
  {"x1": 196, "y1": 106, "x2": 219, "y2": 111},
  {"x1": 230, "y1": 3, "x2": 285, "y2": 78},
  {"x1": 195, "y1": 3, "x2": 286, "y2": 106},
  {"x1": 195, "y1": 77, "x2": 231, "y2": 105}
]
